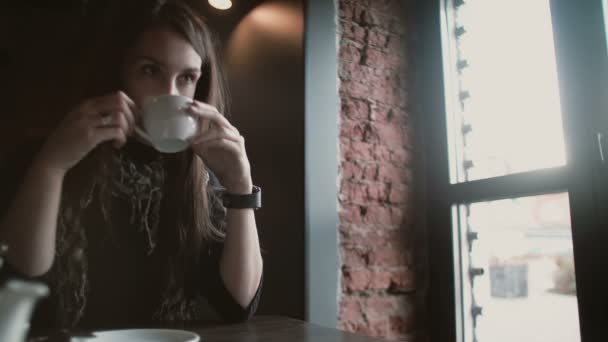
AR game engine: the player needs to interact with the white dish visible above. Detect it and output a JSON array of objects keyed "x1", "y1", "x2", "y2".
[{"x1": 71, "y1": 328, "x2": 200, "y2": 342}]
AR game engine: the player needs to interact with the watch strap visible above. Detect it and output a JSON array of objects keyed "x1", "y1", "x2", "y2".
[{"x1": 222, "y1": 186, "x2": 262, "y2": 209}]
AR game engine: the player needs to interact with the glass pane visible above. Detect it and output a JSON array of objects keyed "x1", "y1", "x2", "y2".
[
  {"x1": 443, "y1": 0, "x2": 567, "y2": 183},
  {"x1": 454, "y1": 193, "x2": 580, "y2": 342},
  {"x1": 604, "y1": 0, "x2": 608, "y2": 56}
]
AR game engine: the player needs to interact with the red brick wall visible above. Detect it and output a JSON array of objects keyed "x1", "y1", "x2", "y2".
[{"x1": 337, "y1": 0, "x2": 416, "y2": 340}]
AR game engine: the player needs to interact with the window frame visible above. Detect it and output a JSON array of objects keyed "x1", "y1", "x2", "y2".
[{"x1": 414, "y1": 1, "x2": 608, "y2": 341}]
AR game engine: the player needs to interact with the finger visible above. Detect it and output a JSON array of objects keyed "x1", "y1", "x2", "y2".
[
  {"x1": 91, "y1": 126, "x2": 127, "y2": 148},
  {"x1": 82, "y1": 91, "x2": 137, "y2": 120},
  {"x1": 194, "y1": 137, "x2": 243, "y2": 155},
  {"x1": 189, "y1": 121, "x2": 242, "y2": 142},
  {"x1": 199, "y1": 117, "x2": 211, "y2": 133},
  {"x1": 190, "y1": 119, "x2": 241, "y2": 142},
  {"x1": 98, "y1": 91, "x2": 137, "y2": 113},
  {"x1": 66, "y1": 91, "x2": 136, "y2": 124},
  {"x1": 189, "y1": 129, "x2": 243, "y2": 145},
  {"x1": 190, "y1": 100, "x2": 219, "y2": 114},
  {"x1": 187, "y1": 102, "x2": 236, "y2": 133},
  {"x1": 115, "y1": 91, "x2": 137, "y2": 130},
  {"x1": 117, "y1": 91, "x2": 137, "y2": 110},
  {"x1": 115, "y1": 106, "x2": 135, "y2": 135},
  {"x1": 93, "y1": 112, "x2": 130, "y2": 134},
  {"x1": 115, "y1": 111, "x2": 133, "y2": 134}
]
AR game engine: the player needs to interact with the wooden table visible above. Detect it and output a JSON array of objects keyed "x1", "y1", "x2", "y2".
[
  {"x1": 190, "y1": 315, "x2": 388, "y2": 342},
  {"x1": 29, "y1": 315, "x2": 389, "y2": 342}
]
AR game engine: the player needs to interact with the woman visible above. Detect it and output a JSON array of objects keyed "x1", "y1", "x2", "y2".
[{"x1": 0, "y1": 0, "x2": 263, "y2": 334}]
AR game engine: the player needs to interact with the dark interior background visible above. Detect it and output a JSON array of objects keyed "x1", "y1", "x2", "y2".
[{"x1": 0, "y1": 0, "x2": 305, "y2": 319}]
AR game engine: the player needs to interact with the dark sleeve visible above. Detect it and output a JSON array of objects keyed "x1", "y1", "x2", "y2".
[
  {"x1": 197, "y1": 241, "x2": 263, "y2": 323},
  {"x1": 0, "y1": 140, "x2": 45, "y2": 285}
]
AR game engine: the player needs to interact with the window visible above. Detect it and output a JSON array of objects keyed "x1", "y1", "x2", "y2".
[
  {"x1": 455, "y1": 193, "x2": 579, "y2": 342},
  {"x1": 443, "y1": 0, "x2": 566, "y2": 183},
  {"x1": 417, "y1": 1, "x2": 608, "y2": 341}
]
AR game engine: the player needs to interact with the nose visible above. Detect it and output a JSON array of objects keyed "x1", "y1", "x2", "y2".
[
  {"x1": 168, "y1": 81, "x2": 180, "y2": 96},
  {"x1": 160, "y1": 78, "x2": 180, "y2": 96}
]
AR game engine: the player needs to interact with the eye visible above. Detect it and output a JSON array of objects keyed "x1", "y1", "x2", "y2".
[
  {"x1": 178, "y1": 73, "x2": 199, "y2": 84},
  {"x1": 140, "y1": 63, "x2": 160, "y2": 76}
]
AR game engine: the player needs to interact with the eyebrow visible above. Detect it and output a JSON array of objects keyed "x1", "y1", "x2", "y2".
[{"x1": 135, "y1": 55, "x2": 201, "y2": 73}]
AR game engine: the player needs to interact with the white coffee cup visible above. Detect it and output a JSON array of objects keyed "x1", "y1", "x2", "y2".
[{"x1": 134, "y1": 94, "x2": 198, "y2": 153}]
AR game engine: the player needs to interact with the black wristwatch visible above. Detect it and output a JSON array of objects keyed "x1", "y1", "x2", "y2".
[{"x1": 222, "y1": 186, "x2": 262, "y2": 210}]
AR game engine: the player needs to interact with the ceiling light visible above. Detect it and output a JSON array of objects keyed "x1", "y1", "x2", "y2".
[{"x1": 209, "y1": 0, "x2": 232, "y2": 10}]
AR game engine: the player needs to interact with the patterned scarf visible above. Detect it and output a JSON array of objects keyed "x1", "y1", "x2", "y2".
[{"x1": 50, "y1": 146, "x2": 207, "y2": 328}]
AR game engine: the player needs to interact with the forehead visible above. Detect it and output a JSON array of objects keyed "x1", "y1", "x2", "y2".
[{"x1": 128, "y1": 27, "x2": 203, "y2": 70}]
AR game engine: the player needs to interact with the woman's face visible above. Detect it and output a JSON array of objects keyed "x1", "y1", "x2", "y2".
[{"x1": 122, "y1": 27, "x2": 203, "y2": 106}]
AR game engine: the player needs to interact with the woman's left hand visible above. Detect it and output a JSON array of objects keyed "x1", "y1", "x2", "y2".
[{"x1": 187, "y1": 101, "x2": 253, "y2": 193}]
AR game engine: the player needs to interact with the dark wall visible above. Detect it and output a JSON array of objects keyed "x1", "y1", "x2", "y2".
[
  {"x1": 0, "y1": 0, "x2": 306, "y2": 320},
  {"x1": 224, "y1": 1, "x2": 305, "y2": 318},
  {"x1": 0, "y1": 3, "x2": 81, "y2": 151}
]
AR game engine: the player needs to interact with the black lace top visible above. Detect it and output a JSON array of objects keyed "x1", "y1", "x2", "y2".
[{"x1": 0, "y1": 139, "x2": 261, "y2": 335}]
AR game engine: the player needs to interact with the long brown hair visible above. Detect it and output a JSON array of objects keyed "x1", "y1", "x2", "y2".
[{"x1": 53, "y1": 0, "x2": 228, "y2": 327}]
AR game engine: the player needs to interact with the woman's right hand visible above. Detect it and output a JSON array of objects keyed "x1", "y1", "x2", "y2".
[{"x1": 34, "y1": 91, "x2": 137, "y2": 174}]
